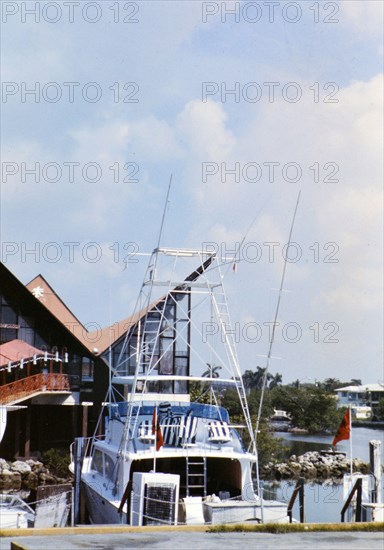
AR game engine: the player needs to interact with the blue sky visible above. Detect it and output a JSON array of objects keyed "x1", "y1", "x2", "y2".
[{"x1": 1, "y1": 1, "x2": 383, "y2": 384}]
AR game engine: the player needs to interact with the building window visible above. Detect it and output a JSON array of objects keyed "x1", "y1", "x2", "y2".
[
  {"x1": 82, "y1": 358, "x2": 94, "y2": 381},
  {"x1": 0, "y1": 297, "x2": 19, "y2": 344}
]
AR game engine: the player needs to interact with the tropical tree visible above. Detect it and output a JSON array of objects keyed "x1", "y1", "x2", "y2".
[
  {"x1": 269, "y1": 372, "x2": 283, "y2": 390},
  {"x1": 189, "y1": 381, "x2": 210, "y2": 403},
  {"x1": 220, "y1": 388, "x2": 286, "y2": 466},
  {"x1": 242, "y1": 370, "x2": 257, "y2": 392},
  {"x1": 189, "y1": 364, "x2": 222, "y2": 404},
  {"x1": 271, "y1": 385, "x2": 340, "y2": 433},
  {"x1": 242, "y1": 366, "x2": 272, "y2": 392},
  {"x1": 202, "y1": 363, "x2": 222, "y2": 403},
  {"x1": 202, "y1": 363, "x2": 222, "y2": 379},
  {"x1": 255, "y1": 366, "x2": 272, "y2": 390},
  {"x1": 323, "y1": 378, "x2": 341, "y2": 392}
]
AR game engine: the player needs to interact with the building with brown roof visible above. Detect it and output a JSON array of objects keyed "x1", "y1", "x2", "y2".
[{"x1": 0, "y1": 262, "x2": 109, "y2": 459}]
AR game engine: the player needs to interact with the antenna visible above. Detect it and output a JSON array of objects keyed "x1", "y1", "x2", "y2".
[{"x1": 220, "y1": 197, "x2": 269, "y2": 276}]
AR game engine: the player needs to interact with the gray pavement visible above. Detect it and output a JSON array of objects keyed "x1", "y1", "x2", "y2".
[{"x1": 1, "y1": 531, "x2": 383, "y2": 550}]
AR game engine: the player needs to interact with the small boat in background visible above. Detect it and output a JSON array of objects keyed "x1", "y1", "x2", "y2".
[
  {"x1": 0, "y1": 485, "x2": 72, "y2": 529},
  {"x1": 269, "y1": 409, "x2": 292, "y2": 432}
]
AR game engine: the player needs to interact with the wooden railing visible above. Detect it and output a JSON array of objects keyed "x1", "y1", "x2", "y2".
[{"x1": 0, "y1": 373, "x2": 71, "y2": 405}]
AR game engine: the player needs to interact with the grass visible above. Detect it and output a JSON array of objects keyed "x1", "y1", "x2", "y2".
[{"x1": 207, "y1": 522, "x2": 384, "y2": 533}]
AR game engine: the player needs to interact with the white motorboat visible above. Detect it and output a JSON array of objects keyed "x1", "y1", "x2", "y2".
[
  {"x1": 0, "y1": 493, "x2": 35, "y2": 529},
  {"x1": 72, "y1": 243, "x2": 289, "y2": 526}
]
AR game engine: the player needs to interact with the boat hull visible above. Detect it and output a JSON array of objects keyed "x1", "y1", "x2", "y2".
[
  {"x1": 83, "y1": 481, "x2": 127, "y2": 525},
  {"x1": 82, "y1": 478, "x2": 289, "y2": 526}
]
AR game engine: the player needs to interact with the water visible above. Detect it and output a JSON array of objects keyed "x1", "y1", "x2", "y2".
[
  {"x1": 264, "y1": 427, "x2": 384, "y2": 523},
  {"x1": 263, "y1": 479, "x2": 346, "y2": 523},
  {"x1": 279, "y1": 426, "x2": 384, "y2": 463}
]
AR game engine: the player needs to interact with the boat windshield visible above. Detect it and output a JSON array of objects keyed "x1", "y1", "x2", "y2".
[{"x1": 110, "y1": 402, "x2": 230, "y2": 423}]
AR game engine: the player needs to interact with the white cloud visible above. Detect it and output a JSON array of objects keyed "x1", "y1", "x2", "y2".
[
  {"x1": 2, "y1": 7, "x2": 382, "y2": 383},
  {"x1": 340, "y1": 1, "x2": 384, "y2": 39},
  {"x1": 176, "y1": 99, "x2": 235, "y2": 159},
  {"x1": 69, "y1": 121, "x2": 131, "y2": 164}
]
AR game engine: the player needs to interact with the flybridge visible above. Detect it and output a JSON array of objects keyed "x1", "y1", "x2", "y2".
[{"x1": 108, "y1": 243, "x2": 256, "y2": 457}]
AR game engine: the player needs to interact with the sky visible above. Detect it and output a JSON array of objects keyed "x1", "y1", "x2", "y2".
[{"x1": 1, "y1": 0, "x2": 383, "y2": 385}]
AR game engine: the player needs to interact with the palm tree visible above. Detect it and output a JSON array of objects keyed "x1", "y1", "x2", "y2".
[
  {"x1": 242, "y1": 369, "x2": 258, "y2": 392},
  {"x1": 202, "y1": 363, "x2": 222, "y2": 379},
  {"x1": 323, "y1": 378, "x2": 341, "y2": 392},
  {"x1": 269, "y1": 372, "x2": 283, "y2": 389},
  {"x1": 202, "y1": 363, "x2": 222, "y2": 404},
  {"x1": 242, "y1": 366, "x2": 272, "y2": 391},
  {"x1": 254, "y1": 366, "x2": 272, "y2": 390}
]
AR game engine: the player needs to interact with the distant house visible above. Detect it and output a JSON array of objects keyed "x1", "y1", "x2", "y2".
[{"x1": 334, "y1": 384, "x2": 384, "y2": 420}]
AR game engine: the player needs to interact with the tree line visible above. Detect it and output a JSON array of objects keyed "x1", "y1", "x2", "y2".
[{"x1": 191, "y1": 365, "x2": 380, "y2": 435}]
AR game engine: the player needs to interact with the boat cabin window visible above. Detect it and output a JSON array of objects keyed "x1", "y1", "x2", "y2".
[
  {"x1": 92, "y1": 450, "x2": 103, "y2": 475},
  {"x1": 104, "y1": 454, "x2": 115, "y2": 481}
]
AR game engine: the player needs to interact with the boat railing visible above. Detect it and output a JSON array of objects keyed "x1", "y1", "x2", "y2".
[
  {"x1": 69, "y1": 434, "x2": 105, "y2": 465},
  {"x1": 341, "y1": 477, "x2": 363, "y2": 523},
  {"x1": 132, "y1": 415, "x2": 241, "y2": 452}
]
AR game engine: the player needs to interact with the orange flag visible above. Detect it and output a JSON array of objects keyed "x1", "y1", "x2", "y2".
[
  {"x1": 152, "y1": 406, "x2": 164, "y2": 451},
  {"x1": 332, "y1": 409, "x2": 350, "y2": 446}
]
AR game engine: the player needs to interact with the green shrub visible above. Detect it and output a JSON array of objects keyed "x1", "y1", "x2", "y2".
[{"x1": 42, "y1": 448, "x2": 71, "y2": 479}]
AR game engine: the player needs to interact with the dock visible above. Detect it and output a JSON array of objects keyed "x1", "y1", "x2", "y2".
[{"x1": 1, "y1": 523, "x2": 383, "y2": 550}]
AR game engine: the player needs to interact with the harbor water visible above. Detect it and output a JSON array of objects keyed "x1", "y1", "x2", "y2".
[{"x1": 263, "y1": 426, "x2": 384, "y2": 523}]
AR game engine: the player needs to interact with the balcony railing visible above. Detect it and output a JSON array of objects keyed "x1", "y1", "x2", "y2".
[{"x1": 0, "y1": 373, "x2": 71, "y2": 405}]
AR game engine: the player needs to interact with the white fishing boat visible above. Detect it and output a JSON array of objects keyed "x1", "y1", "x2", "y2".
[
  {"x1": 269, "y1": 409, "x2": 292, "y2": 432},
  {"x1": 71, "y1": 236, "x2": 290, "y2": 526}
]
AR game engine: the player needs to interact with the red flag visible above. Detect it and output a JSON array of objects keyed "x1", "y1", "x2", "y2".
[
  {"x1": 152, "y1": 406, "x2": 164, "y2": 451},
  {"x1": 332, "y1": 409, "x2": 350, "y2": 446}
]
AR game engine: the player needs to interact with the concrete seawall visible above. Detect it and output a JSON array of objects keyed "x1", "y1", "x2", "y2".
[{"x1": 2, "y1": 523, "x2": 384, "y2": 550}]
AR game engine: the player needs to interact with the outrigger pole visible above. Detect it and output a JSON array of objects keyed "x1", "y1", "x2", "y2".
[
  {"x1": 254, "y1": 191, "x2": 302, "y2": 446},
  {"x1": 115, "y1": 176, "x2": 173, "y2": 497},
  {"x1": 156, "y1": 174, "x2": 172, "y2": 251}
]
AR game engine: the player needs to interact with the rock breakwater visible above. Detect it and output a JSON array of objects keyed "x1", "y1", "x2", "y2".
[
  {"x1": 0, "y1": 458, "x2": 72, "y2": 491},
  {"x1": 261, "y1": 451, "x2": 370, "y2": 480}
]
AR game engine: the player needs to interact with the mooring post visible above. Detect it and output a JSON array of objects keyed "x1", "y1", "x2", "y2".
[
  {"x1": 369, "y1": 440, "x2": 382, "y2": 504},
  {"x1": 73, "y1": 437, "x2": 84, "y2": 525},
  {"x1": 298, "y1": 478, "x2": 304, "y2": 523}
]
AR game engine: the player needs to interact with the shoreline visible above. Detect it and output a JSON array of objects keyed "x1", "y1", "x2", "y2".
[{"x1": 260, "y1": 450, "x2": 370, "y2": 481}]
